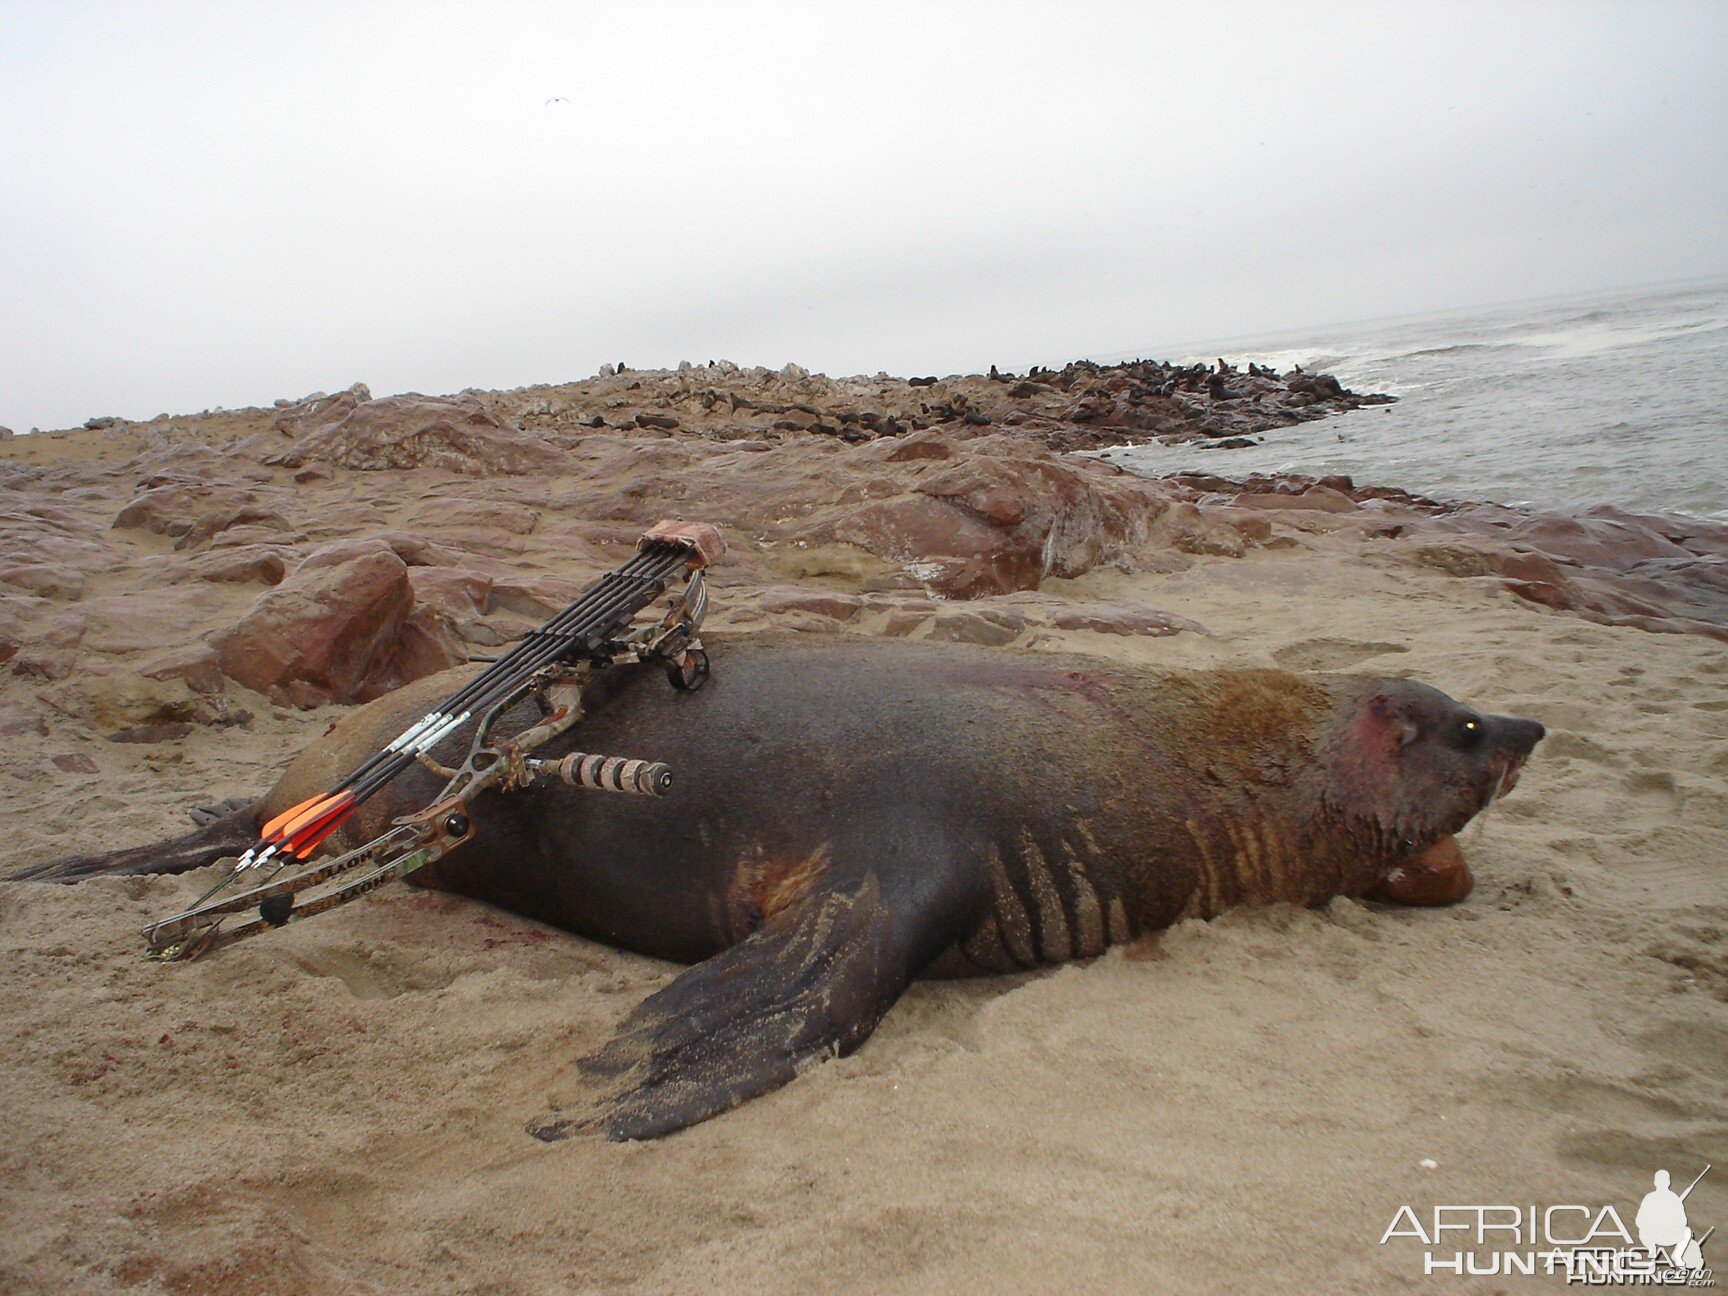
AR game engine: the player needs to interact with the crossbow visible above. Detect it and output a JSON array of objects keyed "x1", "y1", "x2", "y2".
[{"x1": 142, "y1": 520, "x2": 724, "y2": 962}]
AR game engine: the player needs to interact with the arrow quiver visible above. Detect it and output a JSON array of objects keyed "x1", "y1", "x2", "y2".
[{"x1": 142, "y1": 520, "x2": 724, "y2": 961}]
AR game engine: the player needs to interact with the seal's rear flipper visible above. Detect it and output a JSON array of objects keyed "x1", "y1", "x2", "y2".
[
  {"x1": 10, "y1": 802, "x2": 260, "y2": 883},
  {"x1": 530, "y1": 876, "x2": 907, "y2": 1142},
  {"x1": 187, "y1": 796, "x2": 253, "y2": 828}
]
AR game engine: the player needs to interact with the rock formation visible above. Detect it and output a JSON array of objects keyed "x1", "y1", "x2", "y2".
[{"x1": 0, "y1": 356, "x2": 1720, "y2": 762}]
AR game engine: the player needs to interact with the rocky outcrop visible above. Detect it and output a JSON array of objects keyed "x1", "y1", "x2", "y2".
[
  {"x1": 811, "y1": 446, "x2": 1177, "y2": 598},
  {"x1": 113, "y1": 482, "x2": 296, "y2": 551},
  {"x1": 475, "y1": 356, "x2": 1387, "y2": 454},
  {"x1": 1399, "y1": 504, "x2": 1728, "y2": 642},
  {"x1": 270, "y1": 394, "x2": 563, "y2": 477},
  {"x1": 212, "y1": 541, "x2": 468, "y2": 707},
  {"x1": 1163, "y1": 471, "x2": 1728, "y2": 642},
  {"x1": 270, "y1": 383, "x2": 371, "y2": 436},
  {"x1": 3, "y1": 355, "x2": 1721, "y2": 732}
]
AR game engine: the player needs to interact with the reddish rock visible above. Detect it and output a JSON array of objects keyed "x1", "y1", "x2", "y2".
[
  {"x1": 487, "y1": 573, "x2": 591, "y2": 619},
  {"x1": 114, "y1": 483, "x2": 238, "y2": 537},
  {"x1": 173, "y1": 546, "x2": 291, "y2": 585},
  {"x1": 40, "y1": 610, "x2": 87, "y2": 650},
  {"x1": 1042, "y1": 600, "x2": 1202, "y2": 637},
  {"x1": 745, "y1": 586, "x2": 864, "y2": 621},
  {"x1": 869, "y1": 430, "x2": 955, "y2": 462},
  {"x1": 77, "y1": 670, "x2": 212, "y2": 730},
  {"x1": 423, "y1": 499, "x2": 542, "y2": 536},
  {"x1": 0, "y1": 529, "x2": 107, "y2": 594},
  {"x1": 408, "y1": 566, "x2": 495, "y2": 620},
  {"x1": 1406, "y1": 542, "x2": 1567, "y2": 586},
  {"x1": 927, "y1": 607, "x2": 1027, "y2": 646},
  {"x1": 113, "y1": 484, "x2": 289, "y2": 548},
  {"x1": 79, "y1": 590, "x2": 222, "y2": 656},
  {"x1": 432, "y1": 528, "x2": 530, "y2": 560},
  {"x1": 0, "y1": 564, "x2": 88, "y2": 599},
  {"x1": 0, "y1": 705, "x2": 48, "y2": 737},
  {"x1": 271, "y1": 384, "x2": 372, "y2": 438},
  {"x1": 1386, "y1": 504, "x2": 1728, "y2": 642},
  {"x1": 274, "y1": 394, "x2": 563, "y2": 477},
  {"x1": 832, "y1": 494, "x2": 1042, "y2": 598},
  {"x1": 1588, "y1": 506, "x2": 1728, "y2": 561},
  {"x1": 52, "y1": 753, "x2": 98, "y2": 774},
  {"x1": 1508, "y1": 562, "x2": 1728, "y2": 642},
  {"x1": 389, "y1": 604, "x2": 471, "y2": 685},
  {"x1": 213, "y1": 541, "x2": 465, "y2": 705},
  {"x1": 928, "y1": 451, "x2": 1171, "y2": 575},
  {"x1": 11, "y1": 650, "x2": 78, "y2": 681},
  {"x1": 1157, "y1": 502, "x2": 1248, "y2": 558},
  {"x1": 298, "y1": 501, "x2": 390, "y2": 537},
  {"x1": 368, "y1": 531, "x2": 465, "y2": 568},
  {"x1": 206, "y1": 523, "x2": 305, "y2": 551},
  {"x1": 748, "y1": 441, "x2": 1178, "y2": 598},
  {"x1": 1500, "y1": 580, "x2": 1579, "y2": 612},
  {"x1": 1293, "y1": 486, "x2": 1360, "y2": 513},
  {"x1": 1228, "y1": 486, "x2": 1358, "y2": 514},
  {"x1": 291, "y1": 538, "x2": 401, "y2": 574},
  {"x1": 879, "y1": 609, "x2": 932, "y2": 637},
  {"x1": 137, "y1": 644, "x2": 226, "y2": 696},
  {"x1": 918, "y1": 462, "x2": 1029, "y2": 526},
  {"x1": 1490, "y1": 510, "x2": 1693, "y2": 571}
]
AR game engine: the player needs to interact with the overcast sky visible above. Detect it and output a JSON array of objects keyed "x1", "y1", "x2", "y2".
[{"x1": 2, "y1": 0, "x2": 1724, "y2": 432}]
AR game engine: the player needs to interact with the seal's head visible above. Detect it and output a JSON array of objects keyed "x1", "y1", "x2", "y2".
[{"x1": 1325, "y1": 678, "x2": 1545, "y2": 902}]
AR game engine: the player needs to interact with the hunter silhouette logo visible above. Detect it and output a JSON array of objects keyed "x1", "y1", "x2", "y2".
[
  {"x1": 1638, "y1": 1167, "x2": 1713, "y2": 1275},
  {"x1": 1380, "y1": 1163, "x2": 1716, "y2": 1283}
]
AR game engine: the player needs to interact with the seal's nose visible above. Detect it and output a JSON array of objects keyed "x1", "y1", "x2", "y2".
[{"x1": 1497, "y1": 716, "x2": 1546, "y2": 755}]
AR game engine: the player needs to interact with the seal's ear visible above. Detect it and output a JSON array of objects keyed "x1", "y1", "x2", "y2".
[
  {"x1": 1358, "y1": 693, "x2": 1406, "y2": 746},
  {"x1": 1324, "y1": 691, "x2": 1412, "y2": 829},
  {"x1": 1361, "y1": 694, "x2": 1420, "y2": 748}
]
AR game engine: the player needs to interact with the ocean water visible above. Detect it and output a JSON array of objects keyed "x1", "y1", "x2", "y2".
[{"x1": 1098, "y1": 279, "x2": 1728, "y2": 522}]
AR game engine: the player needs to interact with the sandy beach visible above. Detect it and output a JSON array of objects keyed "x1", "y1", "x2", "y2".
[{"x1": 1, "y1": 380, "x2": 1724, "y2": 1294}]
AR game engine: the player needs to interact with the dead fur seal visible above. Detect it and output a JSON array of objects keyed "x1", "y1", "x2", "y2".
[{"x1": 16, "y1": 635, "x2": 1544, "y2": 1140}]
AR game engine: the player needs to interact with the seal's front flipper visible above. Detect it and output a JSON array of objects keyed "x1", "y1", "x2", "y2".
[{"x1": 530, "y1": 876, "x2": 907, "y2": 1142}]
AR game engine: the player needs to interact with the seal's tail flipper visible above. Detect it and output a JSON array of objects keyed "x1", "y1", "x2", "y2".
[
  {"x1": 530, "y1": 875, "x2": 908, "y2": 1142},
  {"x1": 9, "y1": 801, "x2": 261, "y2": 883}
]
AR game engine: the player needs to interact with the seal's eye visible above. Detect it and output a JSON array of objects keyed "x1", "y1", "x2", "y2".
[{"x1": 1457, "y1": 715, "x2": 1484, "y2": 748}]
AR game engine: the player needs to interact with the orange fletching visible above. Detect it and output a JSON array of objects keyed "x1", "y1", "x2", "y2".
[
  {"x1": 261, "y1": 793, "x2": 326, "y2": 839},
  {"x1": 290, "y1": 817, "x2": 347, "y2": 860},
  {"x1": 263, "y1": 791, "x2": 355, "y2": 851},
  {"x1": 284, "y1": 789, "x2": 360, "y2": 849}
]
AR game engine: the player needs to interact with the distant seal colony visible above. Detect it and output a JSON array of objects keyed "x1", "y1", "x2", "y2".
[{"x1": 19, "y1": 636, "x2": 1545, "y2": 1140}]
